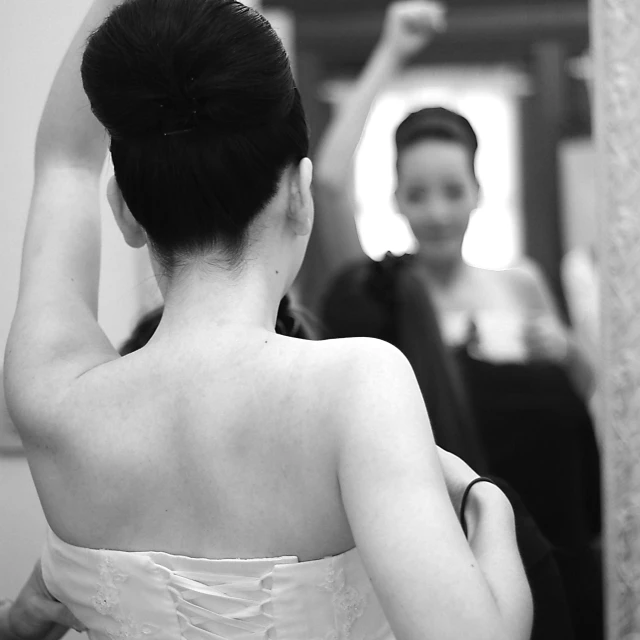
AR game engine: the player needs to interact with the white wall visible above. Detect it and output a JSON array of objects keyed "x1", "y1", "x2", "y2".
[{"x1": 0, "y1": 0, "x2": 154, "y2": 624}]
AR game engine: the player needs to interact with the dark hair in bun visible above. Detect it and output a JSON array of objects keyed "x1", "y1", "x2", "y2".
[
  {"x1": 394, "y1": 107, "x2": 478, "y2": 181},
  {"x1": 82, "y1": 0, "x2": 309, "y2": 269}
]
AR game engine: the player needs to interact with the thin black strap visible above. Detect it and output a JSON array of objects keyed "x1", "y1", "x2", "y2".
[
  {"x1": 460, "y1": 477, "x2": 497, "y2": 537},
  {"x1": 369, "y1": 252, "x2": 408, "y2": 344}
]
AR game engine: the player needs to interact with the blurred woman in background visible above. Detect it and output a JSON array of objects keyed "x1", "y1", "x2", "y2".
[{"x1": 309, "y1": 2, "x2": 602, "y2": 638}]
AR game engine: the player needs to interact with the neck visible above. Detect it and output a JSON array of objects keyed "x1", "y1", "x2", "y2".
[
  {"x1": 418, "y1": 252, "x2": 466, "y2": 288},
  {"x1": 156, "y1": 259, "x2": 289, "y2": 336}
]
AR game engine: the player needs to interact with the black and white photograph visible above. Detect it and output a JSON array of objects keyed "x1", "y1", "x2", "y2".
[{"x1": 0, "y1": 0, "x2": 636, "y2": 638}]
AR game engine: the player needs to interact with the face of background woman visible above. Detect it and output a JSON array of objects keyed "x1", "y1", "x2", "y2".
[{"x1": 395, "y1": 140, "x2": 479, "y2": 266}]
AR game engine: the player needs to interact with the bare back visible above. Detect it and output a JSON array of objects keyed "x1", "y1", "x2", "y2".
[{"x1": 27, "y1": 330, "x2": 356, "y2": 562}]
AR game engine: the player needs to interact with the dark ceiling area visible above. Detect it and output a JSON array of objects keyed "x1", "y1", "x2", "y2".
[
  {"x1": 265, "y1": 0, "x2": 587, "y2": 11},
  {"x1": 263, "y1": 1, "x2": 590, "y2": 69}
]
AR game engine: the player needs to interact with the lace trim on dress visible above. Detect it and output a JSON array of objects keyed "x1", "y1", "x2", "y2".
[
  {"x1": 92, "y1": 555, "x2": 159, "y2": 639},
  {"x1": 316, "y1": 559, "x2": 367, "y2": 640}
]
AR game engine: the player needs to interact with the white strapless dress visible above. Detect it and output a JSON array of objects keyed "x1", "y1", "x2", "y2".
[{"x1": 42, "y1": 528, "x2": 394, "y2": 640}]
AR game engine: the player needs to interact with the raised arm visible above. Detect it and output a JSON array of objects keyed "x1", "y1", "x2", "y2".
[
  {"x1": 296, "y1": 1, "x2": 445, "y2": 313},
  {"x1": 335, "y1": 339, "x2": 533, "y2": 640},
  {"x1": 4, "y1": 0, "x2": 121, "y2": 435}
]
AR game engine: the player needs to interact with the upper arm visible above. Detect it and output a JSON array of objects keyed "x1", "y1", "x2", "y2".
[
  {"x1": 5, "y1": 166, "x2": 118, "y2": 437},
  {"x1": 5, "y1": 1, "x2": 122, "y2": 437},
  {"x1": 334, "y1": 340, "x2": 505, "y2": 640},
  {"x1": 20, "y1": 166, "x2": 104, "y2": 314}
]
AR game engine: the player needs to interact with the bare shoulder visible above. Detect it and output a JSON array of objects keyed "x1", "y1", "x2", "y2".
[
  {"x1": 471, "y1": 262, "x2": 549, "y2": 311},
  {"x1": 507, "y1": 259, "x2": 546, "y2": 287},
  {"x1": 300, "y1": 337, "x2": 426, "y2": 438},
  {"x1": 469, "y1": 262, "x2": 539, "y2": 288},
  {"x1": 304, "y1": 337, "x2": 416, "y2": 392}
]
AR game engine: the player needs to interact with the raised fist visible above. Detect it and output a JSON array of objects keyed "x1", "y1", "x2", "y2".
[{"x1": 380, "y1": 1, "x2": 446, "y2": 61}]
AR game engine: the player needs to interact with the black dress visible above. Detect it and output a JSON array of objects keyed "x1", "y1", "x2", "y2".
[
  {"x1": 321, "y1": 253, "x2": 586, "y2": 640},
  {"x1": 454, "y1": 334, "x2": 602, "y2": 640}
]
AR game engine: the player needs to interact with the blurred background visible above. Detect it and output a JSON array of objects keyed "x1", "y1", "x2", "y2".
[
  {"x1": 0, "y1": 0, "x2": 595, "y2": 635},
  {"x1": 286, "y1": 0, "x2": 593, "y2": 290}
]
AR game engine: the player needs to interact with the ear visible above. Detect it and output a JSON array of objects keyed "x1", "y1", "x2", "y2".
[
  {"x1": 107, "y1": 176, "x2": 147, "y2": 249},
  {"x1": 472, "y1": 181, "x2": 482, "y2": 210},
  {"x1": 287, "y1": 158, "x2": 314, "y2": 237}
]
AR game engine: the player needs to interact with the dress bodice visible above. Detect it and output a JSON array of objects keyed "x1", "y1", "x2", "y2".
[
  {"x1": 441, "y1": 309, "x2": 528, "y2": 363},
  {"x1": 41, "y1": 528, "x2": 393, "y2": 640}
]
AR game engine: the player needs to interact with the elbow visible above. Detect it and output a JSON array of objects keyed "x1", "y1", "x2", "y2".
[
  {"x1": 442, "y1": 617, "x2": 532, "y2": 640},
  {"x1": 493, "y1": 587, "x2": 534, "y2": 640},
  {"x1": 472, "y1": 603, "x2": 533, "y2": 640},
  {"x1": 470, "y1": 616, "x2": 532, "y2": 640},
  {"x1": 471, "y1": 574, "x2": 533, "y2": 640}
]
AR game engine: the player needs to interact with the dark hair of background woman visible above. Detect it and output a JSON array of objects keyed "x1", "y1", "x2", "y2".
[
  {"x1": 321, "y1": 254, "x2": 488, "y2": 473},
  {"x1": 395, "y1": 106, "x2": 478, "y2": 181}
]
